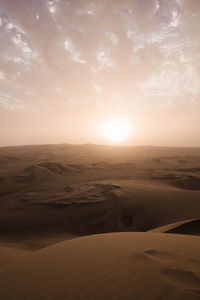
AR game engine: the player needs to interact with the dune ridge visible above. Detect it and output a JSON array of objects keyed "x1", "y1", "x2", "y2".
[{"x1": 150, "y1": 218, "x2": 200, "y2": 235}]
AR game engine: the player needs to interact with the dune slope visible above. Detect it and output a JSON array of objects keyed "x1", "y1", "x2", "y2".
[
  {"x1": 0, "y1": 179, "x2": 200, "y2": 249},
  {"x1": 149, "y1": 218, "x2": 200, "y2": 235},
  {"x1": 0, "y1": 245, "x2": 31, "y2": 267},
  {"x1": 0, "y1": 232, "x2": 200, "y2": 300}
]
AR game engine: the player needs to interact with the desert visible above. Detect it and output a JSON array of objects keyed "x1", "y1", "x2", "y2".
[
  {"x1": 0, "y1": 144, "x2": 199, "y2": 299},
  {"x1": 1, "y1": 0, "x2": 200, "y2": 298}
]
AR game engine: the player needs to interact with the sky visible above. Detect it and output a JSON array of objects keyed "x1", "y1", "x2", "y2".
[{"x1": 0, "y1": 0, "x2": 200, "y2": 147}]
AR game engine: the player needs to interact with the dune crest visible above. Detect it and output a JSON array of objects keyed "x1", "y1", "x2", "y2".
[{"x1": 150, "y1": 218, "x2": 200, "y2": 235}]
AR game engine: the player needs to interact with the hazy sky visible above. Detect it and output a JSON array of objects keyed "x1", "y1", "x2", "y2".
[{"x1": 0, "y1": 0, "x2": 200, "y2": 146}]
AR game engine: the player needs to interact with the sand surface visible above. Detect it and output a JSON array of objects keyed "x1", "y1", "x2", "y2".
[
  {"x1": 0, "y1": 233, "x2": 200, "y2": 300},
  {"x1": 0, "y1": 144, "x2": 200, "y2": 299},
  {"x1": 150, "y1": 218, "x2": 200, "y2": 235},
  {"x1": 0, "y1": 245, "x2": 31, "y2": 268}
]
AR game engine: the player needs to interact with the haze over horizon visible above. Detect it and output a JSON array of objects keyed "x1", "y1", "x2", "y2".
[{"x1": 0, "y1": 0, "x2": 200, "y2": 147}]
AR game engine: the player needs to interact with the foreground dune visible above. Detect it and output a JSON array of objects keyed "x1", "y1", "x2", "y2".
[
  {"x1": 0, "y1": 232, "x2": 200, "y2": 300},
  {"x1": 0, "y1": 245, "x2": 31, "y2": 268}
]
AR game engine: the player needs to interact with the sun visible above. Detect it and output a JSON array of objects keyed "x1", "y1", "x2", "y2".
[{"x1": 100, "y1": 118, "x2": 132, "y2": 143}]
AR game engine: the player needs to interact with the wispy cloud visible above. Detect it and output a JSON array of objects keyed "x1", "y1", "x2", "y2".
[{"x1": 64, "y1": 39, "x2": 86, "y2": 64}]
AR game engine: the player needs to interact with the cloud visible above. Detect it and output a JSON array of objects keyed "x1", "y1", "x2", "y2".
[
  {"x1": 105, "y1": 32, "x2": 119, "y2": 45},
  {"x1": 0, "y1": 71, "x2": 6, "y2": 80},
  {"x1": 0, "y1": 94, "x2": 35, "y2": 111},
  {"x1": 96, "y1": 47, "x2": 116, "y2": 70},
  {"x1": 178, "y1": 0, "x2": 200, "y2": 13},
  {"x1": 0, "y1": 10, "x2": 38, "y2": 68},
  {"x1": 64, "y1": 38, "x2": 86, "y2": 64},
  {"x1": 0, "y1": 0, "x2": 200, "y2": 116}
]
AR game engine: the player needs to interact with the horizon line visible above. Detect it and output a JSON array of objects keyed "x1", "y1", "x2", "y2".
[{"x1": 0, "y1": 142, "x2": 200, "y2": 149}]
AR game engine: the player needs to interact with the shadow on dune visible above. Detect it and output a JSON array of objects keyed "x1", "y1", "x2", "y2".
[
  {"x1": 16, "y1": 162, "x2": 88, "y2": 182},
  {"x1": 165, "y1": 219, "x2": 200, "y2": 236},
  {"x1": 151, "y1": 174, "x2": 200, "y2": 191},
  {"x1": 0, "y1": 179, "x2": 200, "y2": 250}
]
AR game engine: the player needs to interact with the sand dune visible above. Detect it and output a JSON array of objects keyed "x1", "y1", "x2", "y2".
[
  {"x1": 0, "y1": 145, "x2": 200, "y2": 248},
  {"x1": 0, "y1": 144, "x2": 200, "y2": 299},
  {"x1": 151, "y1": 174, "x2": 200, "y2": 190},
  {"x1": 16, "y1": 162, "x2": 87, "y2": 182},
  {"x1": 0, "y1": 245, "x2": 31, "y2": 268},
  {"x1": 150, "y1": 218, "x2": 200, "y2": 235},
  {"x1": 0, "y1": 179, "x2": 200, "y2": 249},
  {"x1": 0, "y1": 232, "x2": 200, "y2": 300}
]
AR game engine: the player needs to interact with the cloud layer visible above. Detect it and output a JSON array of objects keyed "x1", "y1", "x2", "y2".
[{"x1": 0, "y1": 0, "x2": 200, "y2": 146}]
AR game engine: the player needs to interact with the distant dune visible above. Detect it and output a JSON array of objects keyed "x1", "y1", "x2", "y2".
[{"x1": 0, "y1": 144, "x2": 200, "y2": 299}]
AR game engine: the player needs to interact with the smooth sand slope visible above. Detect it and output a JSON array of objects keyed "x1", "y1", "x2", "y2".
[
  {"x1": 0, "y1": 245, "x2": 31, "y2": 268},
  {"x1": 0, "y1": 232, "x2": 200, "y2": 300}
]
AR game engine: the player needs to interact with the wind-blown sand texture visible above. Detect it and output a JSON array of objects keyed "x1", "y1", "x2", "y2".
[{"x1": 0, "y1": 144, "x2": 200, "y2": 299}]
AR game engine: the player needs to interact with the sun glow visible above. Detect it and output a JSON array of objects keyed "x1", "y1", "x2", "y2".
[{"x1": 100, "y1": 118, "x2": 132, "y2": 143}]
